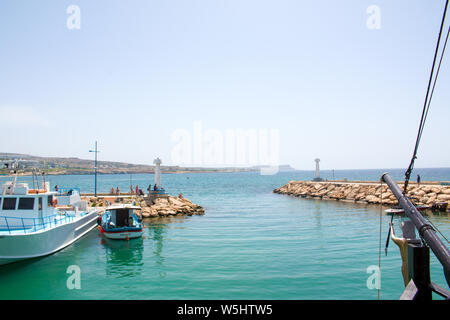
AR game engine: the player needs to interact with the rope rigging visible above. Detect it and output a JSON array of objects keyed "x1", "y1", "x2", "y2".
[
  {"x1": 385, "y1": 1, "x2": 450, "y2": 259},
  {"x1": 424, "y1": 214, "x2": 450, "y2": 244},
  {"x1": 403, "y1": 0, "x2": 449, "y2": 194}
]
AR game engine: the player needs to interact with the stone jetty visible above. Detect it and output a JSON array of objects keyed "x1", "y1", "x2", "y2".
[
  {"x1": 273, "y1": 180, "x2": 450, "y2": 210},
  {"x1": 83, "y1": 195, "x2": 205, "y2": 217}
]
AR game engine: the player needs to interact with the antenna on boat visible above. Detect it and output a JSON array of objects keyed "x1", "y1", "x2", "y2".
[
  {"x1": 42, "y1": 171, "x2": 47, "y2": 192},
  {"x1": 32, "y1": 168, "x2": 40, "y2": 191},
  {"x1": 31, "y1": 167, "x2": 44, "y2": 193},
  {"x1": 37, "y1": 169, "x2": 42, "y2": 192},
  {"x1": 11, "y1": 159, "x2": 19, "y2": 189},
  {"x1": 3, "y1": 159, "x2": 20, "y2": 195}
]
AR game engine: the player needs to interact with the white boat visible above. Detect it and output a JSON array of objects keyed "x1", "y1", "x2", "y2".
[
  {"x1": 0, "y1": 175, "x2": 98, "y2": 266},
  {"x1": 99, "y1": 204, "x2": 144, "y2": 240}
]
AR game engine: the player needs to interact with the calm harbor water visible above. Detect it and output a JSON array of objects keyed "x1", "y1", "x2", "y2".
[{"x1": 0, "y1": 168, "x2": 449, "y2": 300}]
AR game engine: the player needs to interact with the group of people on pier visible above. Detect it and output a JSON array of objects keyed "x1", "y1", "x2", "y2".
[
  {"x1": 110, "y1": 187, "x2": 121, "y2": 195},
  {"x1": 107, "y1": 184, "x2": 165, "y2": 196},
  {"x1": 148, "y1": 184, "x2": 164, "y2": 192}
]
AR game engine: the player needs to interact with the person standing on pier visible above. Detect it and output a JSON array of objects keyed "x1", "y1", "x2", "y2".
[{"x1": 417, "y1": 175, "x2": 421, "y2": 186}]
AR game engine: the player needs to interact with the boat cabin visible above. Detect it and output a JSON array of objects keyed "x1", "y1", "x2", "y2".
[
  {"x1": 1, "y1": 181, "x2": 66, "y2": 231},
  {"x1": 103, "y1": 205, "x2": 142, "y2": 229},
  {"x1": 1, "y1": 182, "x2": 57, "y2": 213}
]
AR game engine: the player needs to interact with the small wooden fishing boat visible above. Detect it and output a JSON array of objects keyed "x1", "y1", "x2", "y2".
[
  {"x1": 98, "y1": 204, "x2": 144, "y2": 240},
  {"x1": 385, "y1": 204, "x2": 430, "y2": 215}
]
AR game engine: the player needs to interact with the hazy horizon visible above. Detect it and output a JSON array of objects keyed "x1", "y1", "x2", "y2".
[{"x1": 2, "y1": 150, "x2": 450, "y2": 172}]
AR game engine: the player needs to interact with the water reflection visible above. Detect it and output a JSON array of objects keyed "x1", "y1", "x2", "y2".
[
  {"x1": 148, "y1": 222, "x2": 165, "y2": 266},
  {"x1": 101, "y1": 237, "x2": 144, "y2": 278},
  {"x1": 314, "y1": 200, "x2": 322, "y2": 232},
  {"x1": 144, "y1": 216, "x2": 188, "y2": 268}
]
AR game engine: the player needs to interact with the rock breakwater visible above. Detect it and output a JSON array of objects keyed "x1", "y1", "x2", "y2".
[
  {"x1": 85, "y1": 195, "x2": 205, "y2": 217},
  {"x1": 273, "y1": 180, "x2": 450, "y2": 209}
]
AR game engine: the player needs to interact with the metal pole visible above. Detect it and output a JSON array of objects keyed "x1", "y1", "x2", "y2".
[
  {"x1": 381, "y1": 172, "x2": 450, "y2": 284},
  {"x1": 95, "y1": 141, "x2": 97, "y2": 197},
  {"x1": 89, "y1": 141, "x2": 100, "y2": 197}
]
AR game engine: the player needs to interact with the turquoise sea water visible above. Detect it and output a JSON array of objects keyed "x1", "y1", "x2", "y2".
[{"x1": 0, "y1": 169, "x2": 449, "y2": 300}]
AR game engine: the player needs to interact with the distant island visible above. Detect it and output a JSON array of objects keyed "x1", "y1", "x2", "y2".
[{"x1": 0, "y1": 153, "x2": 294, "y2": 175}]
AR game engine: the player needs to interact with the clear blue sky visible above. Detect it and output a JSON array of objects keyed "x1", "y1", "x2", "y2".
[{"x1": 0, "y1": 0, "x2": 449, "y2": 170}]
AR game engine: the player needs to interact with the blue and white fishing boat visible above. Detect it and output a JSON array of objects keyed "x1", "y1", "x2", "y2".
[
  {"x1": 99, "y1": 204, "x2": 144, "y2": 240},
  {"x1": 0, "y1": 174, "x2": 99, "y2": 266}
]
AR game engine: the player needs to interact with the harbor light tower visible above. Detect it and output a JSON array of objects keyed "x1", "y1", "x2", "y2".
[
  {"x1": 153, "y1": 157, "x2": 162, "y2": 189},
  {"x1": 313, "y1": 158, "x2": 323, "y2": 181}
]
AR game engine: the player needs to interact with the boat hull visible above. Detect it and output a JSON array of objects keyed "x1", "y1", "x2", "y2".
[
  {"x1": 102, "y1": 229, "x2": 143, "y2": 240},
  {"x1": 0, "y1": 211, "x2": 98, "y2": 266}
]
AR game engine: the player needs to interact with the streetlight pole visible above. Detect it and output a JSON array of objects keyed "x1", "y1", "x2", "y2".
[{"x1": 89, "y1": 141, "x2": 100, "y2": 197}]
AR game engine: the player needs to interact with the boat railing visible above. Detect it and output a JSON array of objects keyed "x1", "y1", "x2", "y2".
[
  {"x1": 0, "y1": 213, "x2": 76, "y2": 235},
  {"x1": 55, "y1": 187, "x2": 81, "y2": 196},
  {"x1": 150, "y1": 190, "x2": 166, "y2": 194}
]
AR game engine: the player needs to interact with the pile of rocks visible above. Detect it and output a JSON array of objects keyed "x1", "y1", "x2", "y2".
[
  {"x1": 139, "y1": 196, "x2": 205, "y2": 218},
  {"x1": 273, "y1": 181, "x2": 450, "y2": 207},
  {"x1": 86, "y1": 195, "x2": 205, "y2": 217}
]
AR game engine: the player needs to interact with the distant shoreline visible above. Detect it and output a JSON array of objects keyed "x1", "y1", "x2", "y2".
[
  {"x1": 0, "y1": 152, "x2": 296, "y2": 176},
  {"x1": 0, "y1": 169, "x2": 260, "y2": 176},
  {"x1": 1, "y1": 167, "x2": 450, "y2": 178}
]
